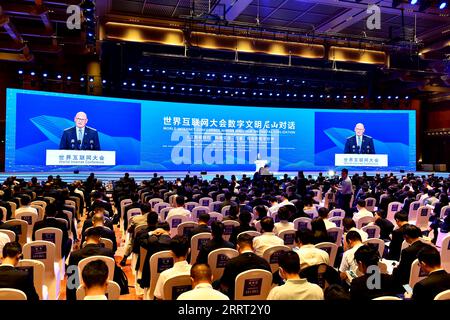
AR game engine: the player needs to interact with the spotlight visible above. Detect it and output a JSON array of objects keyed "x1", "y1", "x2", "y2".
[
  {"x1": 199, "y1": 89, "x2": 203, "y2": 92},
  {"x1": 411, "y1": 0, "x2": 418, "y2": 4},
  {"x1": 131, "y1": 83, "x2": 135, "y2": 87},
  {"x1": 30, "y1": 71, "x2": 36, "y2": 76},
  {"x1": 328, "y1": 170, "x2": 335, "y2": 176},
  {"x1": 170, "y1": 86, "x2": 174, "y2": 90},
  {"x1": 89, "y1": 77, "x2": 94, "y2": 82},
  {"x1": 162, "y1": 85, "x2": 166, "y2": 89},
  {"x1": 320, "y1": 95, "x2": 324, "y2": 98},
  {"x1": 143, "y1": 84, "x2": 147, "y2": 88},
  {"x1": 310, "y1": 94, "x2": 314, "y2": 98},
  {"x1": 66, "y1": 76, "x2": 71, "y2": 80},
  {"x1": 162, "y1": 70, "x2": 166, "y2": 74},
  {"x1": 18, "y1": 70, "x2": 24, "y2": 75},
  {"x1": 140, "y1": 69, "x2": 144, "y2": 72},
  {"x1": 336, "y1": 95, "x2": 340, "y2": 99},
  {"x1": 276, "y1": 93, "x2": 280, "y2": 97},
  {"x1": 151, "y1": 84, "x2": 156, "y2": 88},
  {"x1": 286, "y1": 93, "x2": 290, "y2": 97},
  {"x1": 146, "y1": 69, "x2": 150, "y2": 73},
  {"x1": 405, "y1": 96, "x2": 409, "y2": 99},
  {"x1": 439, "y1": 1, "x2": 447, "y2": 9},
  {"x1": 269, "y1": 93, "x2": 273, "y2": 96},
  {"x1": 353, "y1": 95, "x2": 357, "y2": 99},
  {"x1": 259, "y1": 92, "x2": 263, "y2": 96},
  {"x1": 57, "y1": 74, "x2": 62, "y2": 79},
  {"x1": 80, "y1": 77, "x2": 85, "y2": 82},
  {"x1": 360, "y1": 95, "x2": 364, "y2": 99},
  {"x1": 189, "y1": 88, "x2": 193, "y2": 91},
  {"x1": 122, "y1": 82, "x2": 127, "y2": 86},
  {"x1": 388, "y1": 96, "x2": 392, "y2": 99},
  {"x1": 128, "y1": 67, "x2": 132, "y2": 71},
  {"x1": 343, "y1": 95, "x2": 347, "y2": 99},
  {"x1": 377, "y1": 95, "x2": 382, "y2": 99},
  {"x1": 395, "y1": 96, "x2": 399, "y2": 99},
  {"x1": 293, "y1": 94, "x2": 297, "y2": 97},
  {"x1": 43, "y1": 73, "x2": 48, "y2": 78},
  {"x1": 303, "y1": 94, "x2": 307, "y2": 98},
  {"x1": 102, "y1": 80, "x2": 107, "y2": 84},
  {"x1": 207, "y1": 89, "x2": 211, "y2": 93}
]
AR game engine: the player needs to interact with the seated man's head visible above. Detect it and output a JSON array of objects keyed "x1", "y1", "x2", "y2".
[
  {"x1": 92, "y1": 212, "x2": 105, "y2": 227},
  {"x1": 295, "y1": 229, "x2": 314, "y2": 247},
  {"x1": 394, "y1": 210, "x2": 408, "y2": 227},
  {"x1": 170, "y1": 235, "x2": 190, "y2": 260},
  {"x1": 354, "y1": 245, "x2": 380, "y2": 274},
  {"x1": 93, "y1": 206, "x2": 106, "y2": 217},
  {"x1": 345, "y1": 230, "x2": 362, "y2": 249},
  {"x1": 403, "y1": 224, "x2": 422, "y2": 244},
  {"x1": 238, "y1": 211, "x2": 252, "y2": 226},
  {"x1": 260, "y1": 217, "x2": 274, "y2": 233},
  {"x1": 175, "y1": 196, "x2": 185, "y2": 208},
  {"x1": 189, "y1": 263, "x2": 213, "y2": 288},
  {"x1": 84, "y1": 226, "x2": 103, "y2": 245},
  {"x1": 278, "y1": 251, "x2": 301, "y2": 280},
  {"x1": 82, "y1": 259, "x2": 109, "y2": 297},
  {"x1": 356, "y1": 200, "x2": 366, "y2": 211},
  {"x1": 318, "y1": 207, "x2": 330, "y2": 220},
  {"x1": 211, "y1": 221, "x2": 225, "y2": 240},
  {"x1": 2, "y1": 242, "x2": 22, "y2": 266},
  {"x1": 45, "y1": 203, "x2": 58, "y2": 218},
  {"x1": 147, "y1": 211, "x2": 159, "y2": 226},
  {"x1": 277, "y1": 206, "x2": 290, "y2": 222},
  {"x1": 198, "y1": 213, "x2": 210, "y2": 225},
  {"x1": 417, "y1": 246, "x2": 442, "y2": 275},
  {"x1": 236, "y1": 233, "x2": 254, "y2": 253},
  {"x1": 21, "y1": 195, "x2": 31, "y2": 206}
]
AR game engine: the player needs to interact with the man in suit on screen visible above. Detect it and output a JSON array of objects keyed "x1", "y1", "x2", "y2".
[
  {"x1": 59, "y1": 111, "x2": 100, "y2": 150},
  {"x1": 344, "y1": 122, "x2": 375, "y2": 154}
]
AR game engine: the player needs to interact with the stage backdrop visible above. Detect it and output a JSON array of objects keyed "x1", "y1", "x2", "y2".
[{"x1": 5, "y1": 89, "x2": 416, "y2": 172}]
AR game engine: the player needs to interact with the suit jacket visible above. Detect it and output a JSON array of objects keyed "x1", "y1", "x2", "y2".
[
  {"x1": 387, "y1": 224, "x2": 409, "y2": 261},
  {"x1": 80, "y1": 226, "x2": 117, "y2": 252},
  {"x1": 0, "y1": 265, "x2": 39, "y2": 301},
  {"x1": 32, "y1": 217, "x2": 69, "y2": 257},
  {"x1": 229, "y1": 225, "x2": 257, "y2": 245},
  {"x1": 374, "y1": 218, "x2": 394, "y2": 241},
  {"x1": 351, "y1": 273, "x2": 402, "y2": 300},
  {"x1": 59, "y1": 125, "x2": 100, "y2": 150},
  {"x1": 344, "y1": 134, "x2": 376, "y2": 154},
  {"x1": 392, "y1": 240, "x2": 433, "y2": 285},
  {"x1": 187, "y1": 224, "x2": 211, "y2": 241},
  {"x1": 412, "y1": 270, "x2": 450, "y2": 301},
  {"x1": 0, "y1": 201, "x2": 12, "y2": 220},
  {"x1": 196, "y1": 238, "x2": 235, "y2": 264},
  {"x1": 220, "y1": 252, "x2": 271, "y2": 299}
]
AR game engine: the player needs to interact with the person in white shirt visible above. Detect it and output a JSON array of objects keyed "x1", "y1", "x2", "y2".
[
  {"x1": 268, "y1": 196, "x2": 279, "y2": 216},
  {"x1": 293, "y1": 229, "x2": 329, "y2": 270},
  {"x1": 15, "y1": 195, "x2": 38, "y2": 216},
  {"x1": 154, "y1": 235, "x2": 192, "y2": 300},
  {"x1": 166, "y1": 196, "x2": 190, "y2": 220},
  {"x1": 273, "y1": 206, "x2": 295, "y2": 235},
  {"x1": 177, "y1": 263, "x2": 229, "y2": 300},
  {"x1": 353, "y1": 199, "x2": 374, "y2": 222},
  {"x1": 253, "y1": 217, "x2": 284, "y2": 257},
  {"x1": 81, "y1": 259, "x2": 109, "y2": 300},
  {"x1": 269, "y1": 193, "x2": 292, "y2": 216},
  {"x1": 339, "y1": 230, "x2": 364, "y2": 283},
  {"x1": 343, "y1": 218, "x2": 368, "y2": 242},
  {"x1": 267, "y1": 251, "x2": 324, "y2": 300},
  {"x1": 318, "y1": 207, "x2": 336, "y2": 230}
]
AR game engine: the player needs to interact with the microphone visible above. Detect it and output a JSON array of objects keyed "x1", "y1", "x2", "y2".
[
  {"x1": 77, "y1": 140, "x2": 81, "y2": 150},
  {"x1": 70, "y1": 139, "x2": 75, "y2": 149},
  {"x1": 90, "y1": 140, "x2": 94, "y2": 150}
]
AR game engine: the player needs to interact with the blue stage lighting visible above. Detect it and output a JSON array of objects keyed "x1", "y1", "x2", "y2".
[{"x1": 439, "y1": 2, "x2": 446, "y2": 9}]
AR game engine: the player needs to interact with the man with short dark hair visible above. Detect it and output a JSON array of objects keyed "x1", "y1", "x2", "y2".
[
  {"x1": 166, "y1": 196, "x2": 190, "y2": 219},
  {"x1": 219, "y1": 234, "x2": 271, "y2": 299},
  {"x1": 392, "y1": 224, "x2": 433, "y2": 285},
  {"x1": 373, "y1": 209, "x2": 394, "y2": 241},
  {"x1": 353, "y1": 199, "x2": 373, "y2": 222},
  {"x1": 293, "y1": 229, "x2": 329, "y2": 270},
  {"x1": 187, "y1": 213, "x2": 211, "y2": 241},
  {"x1": 196, "y1": 221, "x2": 234, "y2": 264},
  {"x1": 267, "y1": 251, "x2": 323, "y2": 300},
  {"x1": 0, "y1": 242, "x2": 39, "y2": 300},
  {"x1": 339, "y1": 230, "x2": 363, "y2": 282},
  {"x1": 387, "y1": 210, "x2": 410, "y2": 260},
  {"x1": 318, "y1": 207, "x2": 336, "y2": 229},
  {"x1": 412, "y1": 246, "x2": 450, "y2": 300},
  {"x1": 15, "y1": 195, "x2": 38, "y2": 216},
  {"x1": 82, "y1": 260, "x2": 109, "y2": 300},
  {"x1": 229, "y1": 211, "x2": 256, "y2": 245},
  {"x1": 253, "y1": 217, "x2": 284, "y2": 257},
  {"x1": 153, "y1": 235, "x2": 191, "y2": 300},
  {"x1": 177, "y1": 264, "x2": 229, "y2": 300},
  {"x1": 350, "y1": 245, "x2": 400, "y2": 300}
]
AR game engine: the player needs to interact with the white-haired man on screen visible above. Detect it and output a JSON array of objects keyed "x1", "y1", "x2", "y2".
[{"x1": 344, "y1": 123, "x2": 375, "y2": 154}]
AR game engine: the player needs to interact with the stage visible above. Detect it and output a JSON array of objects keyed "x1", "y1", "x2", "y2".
[{"x1": 0, "y1": 170, "x2": 448, "y2": 184}]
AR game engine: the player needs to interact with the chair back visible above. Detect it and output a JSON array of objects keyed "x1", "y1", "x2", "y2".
[
  {"x1": 362, "y1": 225, "x2": 381, "y2": 239},
  {"x1": 159, "y1": 207, "x2": 172, "y2": 222},
  {"x1": 191, "y1": 206, "x2": 210, "y2": 221},
  {"x1": 409, "y1": 258, "x2": 427, "y2": 287},
  {"x1": 207, "y1": 212, "x2": 223, "y2": 226},
  {"x1": 185, "y1": 202, "x2": 199, "y2": 212},
  {"x1": 0, "y1": 229, "x2": 15, "y2": 242},
  {"x1": 315, "y1": 242, "x2": 338, "y2": 267},
  {"x1": 324, "y1": 192, "x2": 335, "y2": 209},
  {"x1": 434, "y1": 289, "x2": 450, "y2": 300},
  {"x1": 166, "y1": 215, "x2": 189, "y2": 238},
  {"x1": 329, "y1": 217, "x2": 343, "y2": 228},
  {"x1": 415, "y1": 206, "x2": 432, "y2": 230},
  {"x1": 262, "y1": 245, "x2": 291, "y2": 273},
  {"x1": 78, "y1": 255, "x2": 115, "y2": 285},
  {"x1": 35, "y1": 227, "x2": 63, "y2": 260},
  {"x1": 100, "y1": 238, "x2": 114, "y2": 251},
  {"x1": 329, "y1": 209, "x2": 345, "y2": 218},
  {"x1": 149, "y1": 198, "x2": 163, "y2": 209},
  {"x1": 254, "y1": 220, "x2": 262, "y2": 232},
  {"x1": 0, "y1": 206, "x2": 6, "y2": 222},
  {"x1": 162, "y1": 275, "x2": 192, "y2": 300},
  {"x1": 364, "y1": 238, "x2": 385, "y2": 258},
  {"x1": 31, "y1": 200, "x2": 47, "y2": 210},
  {"x1": 293, "y1": 217, "x2": 312, "y2": 230},
  {"x1": 76, "y1": 280, "x2": 121, "y2": 300},
  {"x1": 216, "y1": 194, "x2": 226, "y2": 202},
  {"x1": 440, "y1": 205, "x2": 450, "y2": 220},
  {"x1": 222, "y1": 220, "x2": 240, "y2": 241},
  {"x1": 177, "y1": 221, "x2": 199, "y2": 237},
  {"x1": 0, "y1": 288, "x2": 27, "y2": 300},
  {"x1": 365, "y1": 197, "x2": 376, "y2": 212},
  {"x1": 387, "y1": 202, "x2": 403, "y2": 222},
  {"x1": 356, "y1": 216, "x2": 375, "y2": 229},
  {"x1": 55, "y1": 218, "x2": 69, "y2": 231},
  {"x1": 209, "y1": 201, "x2": 222, "y2": 213},
  {"x1": 441, "y1": 234, "x2": 450, "y2": 272},
  {"x1": 199, "y1": 197, "x2": 214, "y2": 207},
  {"x1": 17, "y1": 259, "x2": 45, "y2": 300},
  {"x1": 234, "y1": 269, "x2": 272, "y2": 300},
  {"x1": 23, "y1": 240, "x2": 56, "y2": 272},
  {"x1": 312, "y1": 189, "x2": 322, "y2": 203},
  {"x1": 221, "y1": 205, "x2": 231, "y2": 217},
  {"x1": 408, "y1": 201, "x2": 422, "y2": 221},
  {"x1": 127, "y1": 208, "x2": 142, "y2": 225},
  {"x1": 3, "y1": 219, "x2": 28, "y2": 246},
  {"x1": 208, "y1": 248, "x2": 239, "y2": 281},
  {"x1": 7, "y1": 201, "x2": 16, "y2": 218},
  {"x1": 15, "y1": 210, "x2": 38, "y2": 239},
  {"x1": 148, "y1": 250, "x2": 174, "y2": 300},
  {"x1": 30, "y1": 205, "x2": 44, "y2": 221},
  {"x1": 372, "y1": 296, "x2": 402, "y2": 300},
  {"x1": 237, "y1": 230, "x2": 261, "y2": 239},
  {"x1": 278, "y1": 229, "x2": 296, "y2": 248},
  {"x1": 154, "y1": 202, "x2": 171, "y2": 214},
  {"x1": 327, "y1": 227, "x2": 343, "y2": 246},
  {"x1": 304, "y1": 208, "x2": 318, "y2": 219},
  {"x1": 190, "y1": 232, "x2": 212, "y2": 264}
]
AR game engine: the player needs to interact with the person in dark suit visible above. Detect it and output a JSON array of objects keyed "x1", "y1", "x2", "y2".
[
  {"x1": 80, "y1": 214, "x2": 117, "y2": 253},
  {"x1": 229, "y1": 211, "x2": 257, "y2": 245},
  {"x1": 66, "y1": 227, "x2": 115, "y2": 300},
  {"x1": 0, "y1": 242, "x2": 39, "y2": 300},
  {"x1": 219, "y1": 233, "x2": 271, "y2": 299},
  {"x1": 412, "y1": 246, "x2": 450, "y2": 300},
  {"x1": 392, "y1": 225, "x2": 433, "y2": 285},
  {"x1": 350, "y1": 245, "x2": 402, "y2": 300},
  {"x1": 82, "y1": 207, "x2": 114, "y2": 236},
  {"x1": 90, "y1": 191, "x2": 113, "y2": 217},
  {"x1": 196, "y1": 221, "x2": 235, "y2": 264},
  {"x1": 59, "y1": 111, "x2": 100, "y2": 150},
  {"x1": 373, "y1": 209, "x2": 394, "y2": 241},
  {"x1": 387, "y1": 211, "x2": 410, "y2": 260},
  {"x1": 187, "y1": 213, "x2": 211, "y2": 241},
  {"x1": 32, "y1": 203, "x2": 72, "y2": 259},
  {"x1": 344, "y1": 123, "x2": 376, "y2": 154}
]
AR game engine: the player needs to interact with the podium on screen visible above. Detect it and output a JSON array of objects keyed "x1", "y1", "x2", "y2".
[
  {"x1": 334, "y1": 154, "x2": 388, "y2": 167},
  {"x1": 46, "y1": 150, "x2": 116, "y2": 166}
]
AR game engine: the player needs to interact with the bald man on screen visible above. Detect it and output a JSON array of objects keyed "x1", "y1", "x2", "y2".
[
  {"x1": 344, "y1": 123, "x2": 375, "y2": 154},
  {"x1": 59, "y1": 111, "x2": 100, "y2": 150}
]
